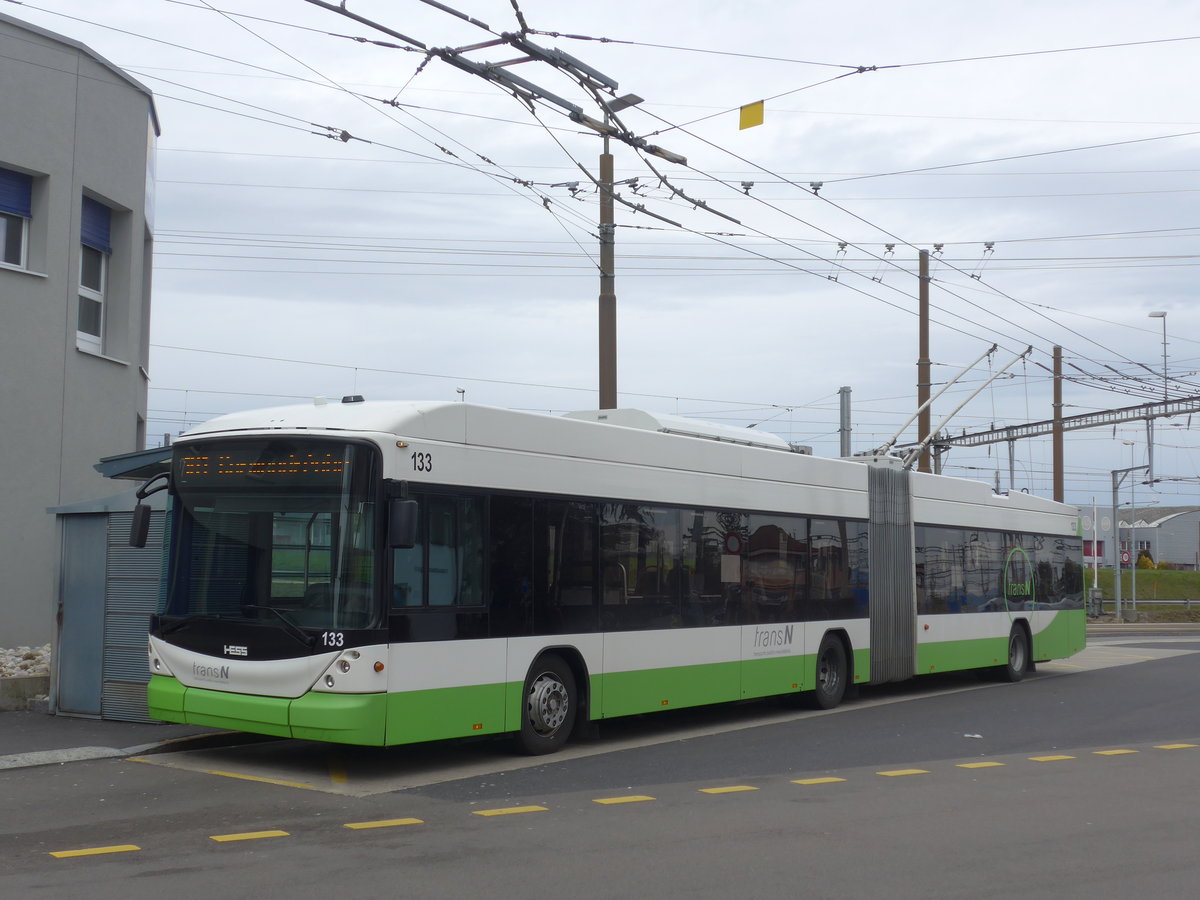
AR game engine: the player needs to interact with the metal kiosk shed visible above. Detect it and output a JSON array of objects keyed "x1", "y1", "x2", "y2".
[{"x1": 49, "y1": 447, "x2": 171, "y2": 721}]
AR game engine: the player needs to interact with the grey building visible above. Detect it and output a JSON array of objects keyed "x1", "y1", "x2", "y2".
[
  {"x1": 1, "y1": 12, "x2": 158, "y2": 645},
  {"x1": 1122, "y1": 506, "x2": 1200, "y2": 571},
  {"x1": 1084, "y1": 505, "x2": 1200, "y2": 571}
]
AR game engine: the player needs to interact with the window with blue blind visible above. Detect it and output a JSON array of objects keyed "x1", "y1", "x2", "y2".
[
  {"x1": 1, "y1": 167, "x2": 32, "y2": 267},
  {"x1": 78, "y1": 195, "x2": 113, "y2": 350},
  {"x1": 81, "y1": 196, "x2": 112, "y2": 254}
]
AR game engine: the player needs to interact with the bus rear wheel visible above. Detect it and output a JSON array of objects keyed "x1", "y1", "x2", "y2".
[
  {"x1": 810, "y1": 635, "x2": 848, "y2": 710},
  {"x1": 516, "y1": 654, "x2": 577, "y2": 755},
  {"x1": 999, "y1": 626, "x2": 1030, "y2": 683}
]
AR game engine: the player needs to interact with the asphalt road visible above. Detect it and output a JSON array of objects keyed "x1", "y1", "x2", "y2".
[{"x1": 4, "y1": 636, "x2": 1200, "y2": 899}]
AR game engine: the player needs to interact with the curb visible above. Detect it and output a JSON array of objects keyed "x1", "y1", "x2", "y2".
[
  {"x1": 0, "y1": 746, "x2": 130, "y2": 771},
  {"x1": 0, "y1": 730, "x2": 277, "y2": 772}
]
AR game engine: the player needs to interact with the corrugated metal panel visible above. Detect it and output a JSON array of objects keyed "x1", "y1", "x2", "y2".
[
  {"x1": 102, "y1": 681, "x2": 150, "y2": 724},
  {"x1": 105, "y1": 612, "x2": 151, "y2": 648},
  {"x1": 105, "y1": 648, "x2": 149, "y2": 683},
  {"x1": 868, "y1": 466, "x2": 916, "y2": 684},
  {"x1": 101, "y1": 509, "x2": 165, "y2": 722},
  {"x1": 105, "y1": 582, "x2": 161, "y2": 611}
]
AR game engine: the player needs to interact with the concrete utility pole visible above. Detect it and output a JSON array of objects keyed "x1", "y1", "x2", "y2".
[
  {"x1": 916, "y1": 250, "x2": 931, "y2": 473},
  {"x1": 598, "y1": 140, "x2": 616, "y2": 409},
  {"x1": 597, "y1": 93, "x2": 644, "y2": 409},
  {"x1": 838, "y1": 386, "x2": 852, "y2": 457}
]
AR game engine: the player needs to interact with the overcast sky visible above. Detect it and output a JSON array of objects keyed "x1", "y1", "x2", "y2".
[{"x1": 10, "y1": 0, "x2": 1200, "y2": 511}]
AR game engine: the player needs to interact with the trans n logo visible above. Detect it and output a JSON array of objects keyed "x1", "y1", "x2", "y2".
[{"x1": 1003, "y1": 547, "x2": 1035, "y2": 611}]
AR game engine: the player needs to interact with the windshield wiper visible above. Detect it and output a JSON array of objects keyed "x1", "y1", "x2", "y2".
[
  {"x1": 159, "y1": 614, "x2": 228, "y2": 636},
  {"x1": 242, "y1": 605, "x2": 316, "y2": 649}
]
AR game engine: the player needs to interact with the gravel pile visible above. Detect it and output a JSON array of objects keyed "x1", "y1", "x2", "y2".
[{"x1": 0, "y1": 644, "x2": 51, "y2": 678}]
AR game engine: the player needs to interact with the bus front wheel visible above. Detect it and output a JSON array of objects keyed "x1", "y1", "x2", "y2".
[{"x1": 516, "y1": 654, "x2": 577, "y2": 755}]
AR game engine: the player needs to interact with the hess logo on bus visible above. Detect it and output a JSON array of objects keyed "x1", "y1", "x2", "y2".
[{"x1": 223, "y1": 645, "x2": 248, "y2": 657}]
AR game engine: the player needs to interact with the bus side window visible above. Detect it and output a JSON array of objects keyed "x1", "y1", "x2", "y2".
[
  {"x1": 393, "y1": 493, "x2": 484, "y2": 609},
  {"x1": 393, "y1": 503, "x2": 425, "y2": 607}
]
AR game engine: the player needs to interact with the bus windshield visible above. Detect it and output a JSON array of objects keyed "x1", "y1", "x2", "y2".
[{"x1": 163, "y1": 437, "x2": 380, "y2": 631}]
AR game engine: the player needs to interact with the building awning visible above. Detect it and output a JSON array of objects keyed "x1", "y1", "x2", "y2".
[{"x1": 94, "y1": 445, "x2": 172, "y2": 481}]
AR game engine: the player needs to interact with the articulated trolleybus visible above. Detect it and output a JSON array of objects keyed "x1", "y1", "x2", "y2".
[{"x1": 134, "y1": 398, "x2": 1084, "y2": 754}]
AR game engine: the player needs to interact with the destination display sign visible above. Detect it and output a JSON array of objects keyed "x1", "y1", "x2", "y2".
[{"x1": 175, "y1": 439, "x2": 354, "y2": 488}]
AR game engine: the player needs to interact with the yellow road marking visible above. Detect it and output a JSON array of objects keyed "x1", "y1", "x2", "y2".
[
  {"x1": 593, "y1": 795, "x2": 656, "y2": 805},
  {"x1": 1156, "y1": 743, "x2": 1198, "y2": 750},
  {"x1": 1094, "y1": 749, "x2": 1139, "y2": 756},
  {"x1": 1029, "y1": 755, "x2": 1075, "y2": 762},
  {"x1": 876, "y1": 769, "x2": 930, "y2": 777},
  {"x1": 49, "y1": 844, "x2": 140, "y2": 859},
  {"x1": 209, "y1": 830, "x2": 289, "y2": 843},
  {"x1": 958, "y1": 762, "x2": 1005, "y2": 769},
  {"x1": 699, "y1": 785, "x2": 758, "y2": 794},
  {"x1": 473, "y1": 805, "x2": 548, "y2": 817},
  {"x1": 328, "y1": 757, "x2": 348, "y2": 784},
  {"x1": 344, "y1": 818, "x2": 423, "y2": 829},
  {"x1": 203, "y1": 769, "x2": 316, "y2": 790},
  {"x1": 791, "y1": 777, "x2": 846, "y2": 785}
]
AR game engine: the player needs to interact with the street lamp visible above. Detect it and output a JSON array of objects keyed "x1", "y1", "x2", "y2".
[{"x1": 1148, "y1": 311, "x2": 1167, "y2": 403}]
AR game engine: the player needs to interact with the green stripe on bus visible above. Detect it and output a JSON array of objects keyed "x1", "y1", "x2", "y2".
[
  {"x1": 148, "y1": 676, "x2": 388, "y2": 745},
  {"x1": 913, "y1": 610, "x2": 1086, "y2": 673},
  {"x1": 148, "y1": 615, "x2": 1082, "y2": 748},
  {"x1": 385, "y1": 682, "x2": 509, "y2": 745},
  {"x1": 1033, "y1": 609, "x2": 1086, "y2": 660},
  {"x1": 183, "y1": 686, "x2": 293, "y2": 736},
  {"x1": 741, "y1": 654, "x2": 809, "y2": 699},
  {"x1": 598, "y1": 660, "x2": 740, "y2": 717},
  {"x1": 917, "y1": 636, "x2": 1007, "y2": 673},
  {"x1": 147, "y1": 674, "x2": 186, "y2": 721},
  {"x1": 291, "y1": 692, "x2": 387, "y2": 745}
]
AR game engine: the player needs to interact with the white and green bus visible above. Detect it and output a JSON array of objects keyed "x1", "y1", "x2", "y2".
[{"x1": 137, "y1": 399, "x2": 1085, "y2": 754}]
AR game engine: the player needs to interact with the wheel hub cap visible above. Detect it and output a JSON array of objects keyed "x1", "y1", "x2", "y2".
[{"x1": 528, "y1": 674, "x2": 568, "y2": 734}]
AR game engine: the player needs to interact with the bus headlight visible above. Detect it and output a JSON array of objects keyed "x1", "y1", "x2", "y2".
[
  {"x1": 325, "y1": 674, "x2": 335, "y2": 688},
  {"x1": 339, "y1": 660, "x2": 351, "y2": 674}
]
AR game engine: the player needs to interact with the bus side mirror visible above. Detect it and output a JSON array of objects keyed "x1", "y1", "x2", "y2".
[
  {"x1": 130, "y1": 503, "x2": 151, "y2": 548},
  {"x1": 130, "y1": 471, "x2": 170, "y2": 548},
  {"x1": 388, "y1": 499, "x2": 419, "y2": 548}
]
